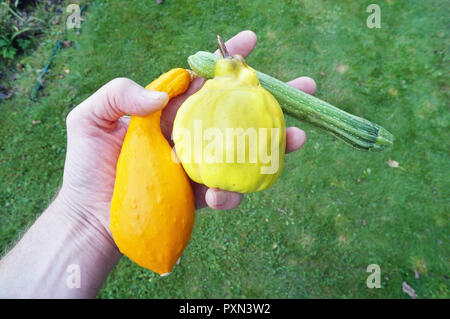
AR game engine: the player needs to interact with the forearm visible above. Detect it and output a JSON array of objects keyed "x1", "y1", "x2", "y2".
[{"x1": 0, "y1": 197, "x2": 121, "y2": 298}]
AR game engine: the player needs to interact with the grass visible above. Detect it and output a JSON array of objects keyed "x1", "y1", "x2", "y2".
[{"x1": 0, "y1": 0, "x2": 449, "y2": 298}]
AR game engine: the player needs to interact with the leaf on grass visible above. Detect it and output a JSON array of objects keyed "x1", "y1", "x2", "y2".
[
  {"x1": 387, "y1": 159, "x2": 399, "y2": 168},
  {"x1": 388, "y1": 88, "x2": 398, "y2": 96},
  {"x1": 402, "y1": 281, "x2": 418, "y2": 299},
  {"x1": 387, "y1": 159, "x2": 405, "y2": 171},
  {"x1": 336, "y1": 63, "x2": 348, "y2": 74}
]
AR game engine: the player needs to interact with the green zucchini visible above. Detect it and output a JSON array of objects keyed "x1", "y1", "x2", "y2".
[{"x1": 187, "y1": 51, "x2": 394, "y2": 152}]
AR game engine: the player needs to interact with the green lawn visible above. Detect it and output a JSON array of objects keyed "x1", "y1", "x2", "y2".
[{"x1": 0, "y1": 0, "x2": 448, "y2": 298}]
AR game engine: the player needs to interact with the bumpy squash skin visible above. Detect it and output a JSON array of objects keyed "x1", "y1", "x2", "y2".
[
  {"x1": 110, "y1": 69, "x2": 194, "y2": 275},
  {"x1": 173, "y1": 57, "x2": 286, "y2": 193}
]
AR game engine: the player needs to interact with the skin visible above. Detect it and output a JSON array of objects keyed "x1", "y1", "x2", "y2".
[{"x1": 0, "y1": 30, "x2": 316, "y2": 298}]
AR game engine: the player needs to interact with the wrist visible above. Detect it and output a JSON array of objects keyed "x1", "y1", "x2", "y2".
[
  {"x1": 51, "y1": 190, "x2": 122, "y2": 261},
  {"x1": 0, "y1": 195, "x2": 122, "y2": 298}
]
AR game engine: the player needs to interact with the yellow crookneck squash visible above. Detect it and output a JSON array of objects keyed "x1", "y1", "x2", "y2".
[
  {"x1": 110, "y1": 68, "x2": 194, "y2": 276},
  {"x1": 173, "y1": 54, "x2": 286, "y2": 193}
]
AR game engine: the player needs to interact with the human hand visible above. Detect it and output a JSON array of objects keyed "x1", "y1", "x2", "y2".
[
  {"x1": 58, "y1": 79, "x2": 169, "y2": 241},
  {"x1": 58, "y1": 30, "x2": 316, "y2": 242}
]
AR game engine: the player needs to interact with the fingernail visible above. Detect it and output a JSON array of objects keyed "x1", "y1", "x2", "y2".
[
  {"x1": 212, "y1": 189, "x2": 227, "y2": 207},
  {"x1": 143, "y1": 90, "x2": 169, "y2": 104}
]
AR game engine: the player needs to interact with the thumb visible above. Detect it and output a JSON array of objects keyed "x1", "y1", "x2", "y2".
[{"x1": 78, "y1": 77, "x2": 169, "y2": 123}]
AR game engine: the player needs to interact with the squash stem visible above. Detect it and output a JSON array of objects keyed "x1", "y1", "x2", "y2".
[{"x1": 217, "y1": 35, "x2": 230, "y2": 58}]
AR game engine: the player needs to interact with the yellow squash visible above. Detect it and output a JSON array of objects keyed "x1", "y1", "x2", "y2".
[
  {"x1": 110, "y1": 68, "x2": 194, "y2": 276},
  {"x1": 173, "y1": 55, "x2": 286, "y2": 193}
]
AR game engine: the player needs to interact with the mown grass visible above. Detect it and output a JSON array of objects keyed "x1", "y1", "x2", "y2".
[{"x1": 0, "y1": 0, "x2": 448, "y2": 298}]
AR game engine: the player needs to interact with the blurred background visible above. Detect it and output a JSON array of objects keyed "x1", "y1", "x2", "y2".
[{"x1": 0, "y1": 0, "x2": 448, "y2": 298}]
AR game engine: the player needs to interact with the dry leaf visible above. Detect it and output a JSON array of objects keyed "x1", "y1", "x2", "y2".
[
  {"x1": 388, "y1": 88, "x2": 398, "y2": 96},
  {"x1": 402, "y1": 281, "x2": 418, "y2": 299},
  {"x1": 387, "y1": 159, "x2": 399, "y2": 168},
  {"x1": 336, "y1": 63, "x2": 348, "y2": 74},
  {"x1": 387, "y1": 159, "x2": 406, "y2": 171}
]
